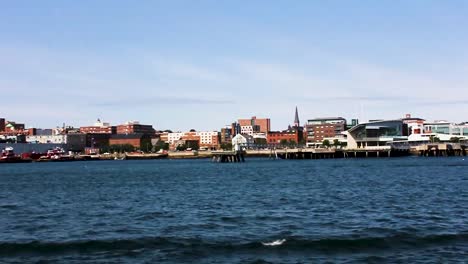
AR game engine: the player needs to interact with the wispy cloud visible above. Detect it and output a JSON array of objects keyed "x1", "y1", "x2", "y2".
[
  {"x1": 1, "y1": 42, "x2": 468, "y2": 129},
  {"x1": 93, "y1": 96, "x2": 234, "y2": 107}
]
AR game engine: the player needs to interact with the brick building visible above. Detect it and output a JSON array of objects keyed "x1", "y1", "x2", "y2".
[
  {"x1": 117, "y1": 121, "x2": 155, "y2": 136},
  {"x1": 5, "y1": 122, "x2": 25, "y2": 132},
  {"x1": 80, "y1": 119, "x2": 116, "y2": 134},
  {"x1": 86, "y1": 133, "x2": 111, "y2": 148},
  {"x1": 220, "y1": 126, "x2": 233, "y2": 144},
  {"x1": 267, "y1": 128, "x2": 303, "y2": 145},
  {"x1": 305, "y1": 117, "x2": 347, "y2": 143},
  {"x1": 0, "y1": 120, "x2": 27, "y2": 136},
  {"x1": 238, "y1": 116, "x2": 270, "y2": 133},
  {"x1": 109, "y1": 133, "x2": 152, "y2": 149},
  {"x1": 197, "y1": 131, "x2": 219, "y2": 149}
]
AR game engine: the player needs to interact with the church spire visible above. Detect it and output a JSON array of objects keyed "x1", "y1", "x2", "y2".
[{"x1": 294, "y1": 106, "x2": 300, "y2": 127}]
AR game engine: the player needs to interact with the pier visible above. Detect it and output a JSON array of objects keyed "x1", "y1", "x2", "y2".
[
  {"x1": 413, "y1": 143, "x2": 467, "y2": 157},
  {"x1": 245, "y1": 146, "x2": 411, "y2": 160},
  {"x1": 211, "y1": 150, "x2": 245, "y2": 163}
]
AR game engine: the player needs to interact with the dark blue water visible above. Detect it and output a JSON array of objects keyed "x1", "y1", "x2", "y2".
[{"x1": 1, "y1": 157, "x2": 468, "y2": 263}]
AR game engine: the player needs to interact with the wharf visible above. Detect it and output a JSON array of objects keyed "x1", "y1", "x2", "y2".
[
  {"x1": 211, "y1": 150, "x2": 245, "y2": 163},
  {"x1": 249, "y1": 147, "x2": 411, "y2": 160},
  {"x1": 411, "y1": 143, "x2": 467, "y2": 157}
]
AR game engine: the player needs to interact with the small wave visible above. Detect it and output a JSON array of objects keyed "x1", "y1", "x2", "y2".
[
  {"x1": 262, "y1": 239, "x2": 286, "y2": 246},
  {"x1": 1, "y1": 232, "x2": 467, "y2": 256},
  {"x1": 0, "y1": 204, "x2": 20, "y2": 210}
]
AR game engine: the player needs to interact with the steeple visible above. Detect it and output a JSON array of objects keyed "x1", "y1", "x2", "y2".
[{"x1": 294, "y1": 106, "x2": 300, "y2": 127}]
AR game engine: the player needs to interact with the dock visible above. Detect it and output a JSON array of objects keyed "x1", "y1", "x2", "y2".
[
  {"x1": 245, "y1": 146, "x2": 411, "y2": 160},
  {"x1": 211, "y1": 150, "x2": 245, "y2": 163},
  {"x1": 412, "y1": 143, "x2": 467, "y2": 157}
]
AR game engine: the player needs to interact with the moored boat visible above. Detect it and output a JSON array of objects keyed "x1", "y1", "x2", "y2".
[{"x1": 0, "y1": 147, "x2": 32, "y2": 163}]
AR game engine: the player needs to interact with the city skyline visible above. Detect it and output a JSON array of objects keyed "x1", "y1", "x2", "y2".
[{"x1": 1, "y1": 1, "x2": 468, "y2": 131}]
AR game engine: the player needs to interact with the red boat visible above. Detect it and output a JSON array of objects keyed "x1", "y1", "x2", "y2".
[
  {"x1": 37, "y1": 147, "x2": 74, "y2": 162},
  {"x1": 0, "y1": 147, "x2": 32, "y2": 163}
]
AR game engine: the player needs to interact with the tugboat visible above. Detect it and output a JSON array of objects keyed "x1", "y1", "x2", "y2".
[
  {"x1": 38, "y1": 147, "x2": 74, "y2": 162},
  {"x1": 0, "y1": 147, "x2": 32, "y2": 163}
]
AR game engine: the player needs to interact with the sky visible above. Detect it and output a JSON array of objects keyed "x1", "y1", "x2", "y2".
[{"x1": 1, "y1": 1, "x2": 468, "y2": 131}]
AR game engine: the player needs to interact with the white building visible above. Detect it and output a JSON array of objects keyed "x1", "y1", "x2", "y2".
[
  {"x1": 166, "y1": 131, "x2": 219, "y2": 147},
  {"x1": 26, "y1": 135, "x2": 68, "y2": 144},
  {"x1": 198, "y1": 131, "x2": 219, "y2": 146},
  {"x1": 167, "y1": 132, "x2": 185, "y2": 144},
  {"x1": 240, "y1": 125, "x2": 255, "y2": 136}
]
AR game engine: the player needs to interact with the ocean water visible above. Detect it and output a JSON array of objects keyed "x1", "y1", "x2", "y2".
[{"x1": 1, "y1": 157, "x2": 467, "y2": 263}]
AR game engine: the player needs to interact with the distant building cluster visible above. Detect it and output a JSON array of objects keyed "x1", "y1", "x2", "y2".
[{"x1": 1, "y1": 109, "x2": 468, "y2": 153}]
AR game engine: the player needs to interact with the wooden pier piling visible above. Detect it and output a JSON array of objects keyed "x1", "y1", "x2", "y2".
[{"x1": 211, "y1": 150, "x2": 245, "y2": 163}]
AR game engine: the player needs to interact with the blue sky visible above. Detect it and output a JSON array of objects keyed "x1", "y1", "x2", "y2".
[{"x1": 1, "y1": 1, "x2": 467, "y2": 131}]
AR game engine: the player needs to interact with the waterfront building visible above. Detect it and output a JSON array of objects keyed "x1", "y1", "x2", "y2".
[
  {"x1": 267, "y1": 128, "x2": 303, "y2": 145},
  {"x1": 305, "y1": 117, "x2": 347, "y2": 145},
  {"x1": 109, "y1": 133, "x2": 152, "y2": 149},
  {"x1": 423, "y1": 121, "x2": 468, "y2": 137},
  {"x1": 116, "y1": 121, "x2": 155, "y2": 136},
  {"x1": 34, "y1": 129, "x2": 54, "y2": 136},
  {"x1": 158, "y1": 132, "x2": 169, "y2": 143},
  {"x1": 238, "y1": 116, "x2": 271, "y2": 133},
  {"x1": 232, "y1": 133, "x2": 254, "y2": 150},
  {"x1": 345, "y1": 120, "x2": 408, "y2": 149},
  {"x1": 401, "y1": 114, "x2": 425, "y2": 135},
  {"x1": 267, "y1": 107, "x2": 304, "y2": 146},
  {"x1": 66, "y1": 134, "x2": 87, "y2": 152},
  {"x1": 166, "y1": 131, "x2": 220, "y2": 150},
  {"x1": 80, "y1": 119, "x2": 116, "y2": 134},
  {"x1": 198, "y1": 131, "x2": 219, "y2": 148},
  {"x1": 405, "y1": 120, "x2": 468, "y2": 143},
  {"x1": 0, "y1": 118, "x2": 28, "y2": 137},
  {"x1": 5, "y1": 121, "x2": 25, "y2": 132},
  {"x1": 167, "y1": 132, "x2": 185, "y2": 144},
  {"x1": 220, "y1": 126, "x2": 234, "y2": 144},
  {"x1": 26, "y1": 135, "x2": 68, "y2": 144},
  {"x1": 240, "y1": 125, "x2": 260, "y2": 136}
]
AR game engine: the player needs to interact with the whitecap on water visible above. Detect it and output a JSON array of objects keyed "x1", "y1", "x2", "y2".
[{"x1": 261, "y1": 239, "x2": 286, "y2": 246}]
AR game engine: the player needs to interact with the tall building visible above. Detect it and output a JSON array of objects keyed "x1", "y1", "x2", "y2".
[
  {"x1": 306, "y1": 117, "x2": 347, "y2": 143},
  {"x1": 220, "y1": 126, "x2": 233, "y2": 144},
  {"x1": 238, "y1": 116, "x2": 270, "y2": 133}
]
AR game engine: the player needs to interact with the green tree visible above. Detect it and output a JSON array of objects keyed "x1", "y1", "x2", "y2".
[
  {"x1": 450, "y1": 137, "x2": 461, "y2": 143},
  {"x1": 176, "y1": 144, "x2": 187, "y2": 151},
  {"x1": 186, "y1": 140, "x2": 199, "y2": 150},
  {"x1": 154, "y1": 141, "x2": 169, "y2": 152},
  {"x1": 288, "y1": 139, "x2": 297, "y2": 147},
  {"x1": 333, "y1": 139, "x2": 341, "y2": 149},
  {"x1": 322, "y1": 139, "x2": 331, "y2": 148},
  {"x1": 280, "y1": 139, "x2": 289, "y2": 147},
  {"x1": 141, "y1": 141, "x2": 153, "y2": 153},
  {"x1": 220, "y1": 143, "x2": 233, "y2": 150},
  {"x1": 254, "y1": 138, "x2": 267, "y2": 146},
  {"x1": 109, "y1": 144, "x2": 135, "y2": 153},
  {"x1": 430, "y1": 136, "x2": 440, "y2": 143},
  {"x1": 298, "y1": 139, "x2": 306, "y2": 147}
]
